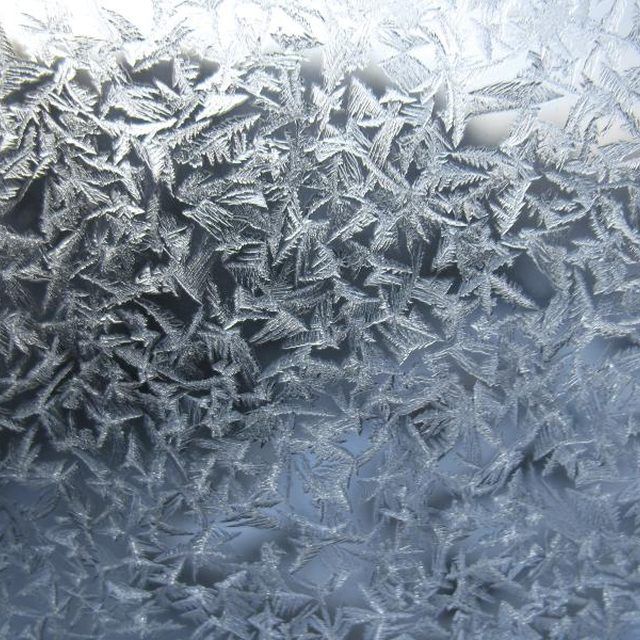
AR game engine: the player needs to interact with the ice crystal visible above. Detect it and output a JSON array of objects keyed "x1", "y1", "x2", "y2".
[{"x1": 1, "y1": 0, "x2": 640, "y2": 638}]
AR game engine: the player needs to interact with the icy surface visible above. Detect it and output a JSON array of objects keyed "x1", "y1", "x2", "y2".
[{"x1": 1, "y1": 1, "x2": 640, "y2": 638}]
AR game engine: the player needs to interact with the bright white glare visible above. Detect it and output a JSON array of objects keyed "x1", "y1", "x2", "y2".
[{"x1": 0, "y1": 0, "x2": 152, "y2": 42}]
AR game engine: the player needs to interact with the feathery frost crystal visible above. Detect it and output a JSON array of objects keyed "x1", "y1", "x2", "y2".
[{"x1": 1, "y1": 0, "x2": 640, "y2": 638}]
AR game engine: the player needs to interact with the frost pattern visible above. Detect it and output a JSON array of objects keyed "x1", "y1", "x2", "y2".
[{"x1": 1, "y1": 1, "x2": 640, "y2": 638}]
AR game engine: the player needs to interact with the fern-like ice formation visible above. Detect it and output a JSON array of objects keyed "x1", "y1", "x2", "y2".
[{"x1": 1, "y1": 0, "x2": 640, "y2": 638}]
